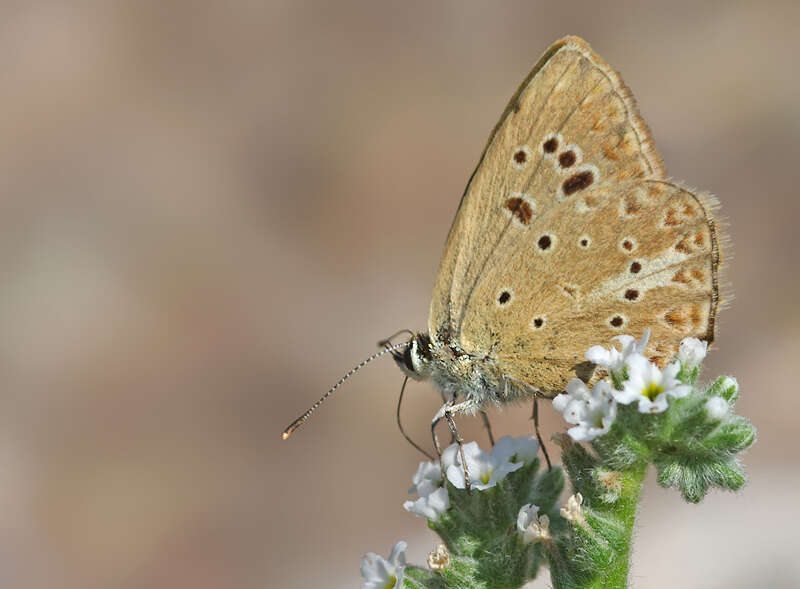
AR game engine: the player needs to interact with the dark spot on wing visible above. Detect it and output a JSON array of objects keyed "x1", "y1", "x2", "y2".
[
  {"x1": 558, "y1": 151, "x2": 576, "y2": 168},
  {"x1": 537, "y1": 234, "x2": 552, "y2": 250},
  {"x1": 563, "y1": 170, "x2": 594, "y2": 195},
  {"x1": 504, "y1": 197, "x2": 533, "y2": 225}
]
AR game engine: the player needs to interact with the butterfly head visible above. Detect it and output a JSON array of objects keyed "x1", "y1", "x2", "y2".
[{"x1": 390, "y1": 332, "x2": 433, "y2": 381}]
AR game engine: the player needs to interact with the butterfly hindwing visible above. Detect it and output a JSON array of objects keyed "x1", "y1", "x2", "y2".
[{"x1": 463, "y1": 180, "x2": 720, "y2": 392}]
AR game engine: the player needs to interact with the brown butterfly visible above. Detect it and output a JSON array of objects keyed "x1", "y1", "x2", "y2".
[{"x1": 283, "y1": 36, "x2": 723, "y2": 470}]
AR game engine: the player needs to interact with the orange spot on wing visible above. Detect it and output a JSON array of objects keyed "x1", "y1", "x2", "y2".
[
  {"x1": 672, "y1": 269, "x2": 690, "y2": 284},
  {"x1": 664, "y1": 309, "x2": 685, "y2": 328},
  {"x1": 664, "y1": 208, "x2": 680, "y2": 227},
  {"x1": 675, "y1": 237, "x2": 692, "y2": 254},
  {"x1": 584, "y1": 194, "x2": 599, "y2": 208},
  {"x1": 602, "y1": 145, "x2": 620, "y2": 160},
  {"x1": 690, "y1": 305, "x2": 703, "y2": 328},
  {"x1": 624, "y1": 195, "x2": 641, "y2": 215},
  {"x1": 558, "y1": 282, "x2": 578, "y2": 298}
]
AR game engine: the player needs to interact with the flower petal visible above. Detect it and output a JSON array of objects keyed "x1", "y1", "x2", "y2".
[{"x1": 388, "y1": 541, "x2": 407, "y2": 567}]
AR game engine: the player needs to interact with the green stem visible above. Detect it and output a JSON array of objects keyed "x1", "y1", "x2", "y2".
[{"x1": 595, "y1": 464, "x2": 646, "y2": 588}]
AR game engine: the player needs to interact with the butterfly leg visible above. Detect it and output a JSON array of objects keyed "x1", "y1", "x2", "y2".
[
  {"x1": 445, "y1": 401, "x2": 475, "y2": 495},
  {"x1": 532, "y1": 396, "x2": 552, "y2": 471},
  {"x1": 430, "y1": 402, "x2": 449, "y2": 466},
  {"x1": 479, "y1": 410, "x2": 495, "y2": 447},
  {"x1": 396, "y1": 375, "x2": 434, "y2": 460},
  {"x1": 437, "y1": 390, "x2": 456, "y2": 444},
  {"x1": 431, "y1": 399, "x2": 474, "y2": 494}
]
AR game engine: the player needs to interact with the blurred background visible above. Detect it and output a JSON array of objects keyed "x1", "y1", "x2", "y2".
[{"x1": 0, "y1": 1, "x2": 798, "y2": 587}]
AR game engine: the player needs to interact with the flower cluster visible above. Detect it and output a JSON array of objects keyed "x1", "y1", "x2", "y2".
[
  {"x1": 554, "y1": 331, "x2": 708, "y2": 441},
  {"x1": 403, "y1": 435, "x2": 540, "y2": 519},
  {"x1": 552, "y1": 379, "x2": 616, "y2": 442},
  {"x1": 357, "y1": 326, "x2": 752, "y2": 589}
]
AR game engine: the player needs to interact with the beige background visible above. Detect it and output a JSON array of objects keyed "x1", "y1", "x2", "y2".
[{"x1": 0, "y1": 1, "x2": 798, "y2": 588}]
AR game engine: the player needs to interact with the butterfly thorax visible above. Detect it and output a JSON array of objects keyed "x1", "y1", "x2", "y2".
[{"x1": 392, "y1": 332, "x2": 530, "y2": 412}]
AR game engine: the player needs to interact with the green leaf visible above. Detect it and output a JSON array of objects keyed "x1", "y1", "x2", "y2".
[
  {"x1": 707, "y1": 376, "x2": 740, "y2": 404},
  {"x1": 705, "y1": 418, "x2": 756, "y2": 453}
]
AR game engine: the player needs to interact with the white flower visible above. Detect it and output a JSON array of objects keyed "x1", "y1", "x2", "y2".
[
  {"x1": 440, "y1": 443, "x2": 461, "y2": 472},
  {"x1": 405, "y1": 457, "x2": 448, "y2": 519},
  {"x1": 586, "y1": 329, "x2": 650, "y2": 376},
  {"x1": 361, "y1": 541, "x2": 407, "y2": 589},
  {"x1": 427, "y1": 544, "x2": 450, "y2": 571},
  {"x1": 490, "y1": 435, "x2": 539, "y2": 464},
  {"x1": 517, "y1": 503, "x2": 551, "y2": 543},
  {"x1": 553, "y1": 379, "x2": 617, "y2": 441},
  {"x1": 403, "y1": 487, "x2": 449, "y2": 519},
  {"x1": 704, "y1": 396, "x2": 729, "y2": 420},
  {"x1": 678, "y1": 337, "x2": 708, "y2": 370},
  {"x1": 614, "y1": 355, "x2": 691, "y2": 413},
  {"x1": 445, "y1": 441, "x2": 523, "y2": 491},
  {"x1": 409, "y1": 460, "x2": 442, "y2": 497},
  {"x1": 560, "y1": 493, "x2": 585, "y2": 524}
]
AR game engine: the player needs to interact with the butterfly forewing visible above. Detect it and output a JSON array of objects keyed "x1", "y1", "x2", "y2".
[{"x1": 428, "y1": 36, "x2": 721, "y2": 394}]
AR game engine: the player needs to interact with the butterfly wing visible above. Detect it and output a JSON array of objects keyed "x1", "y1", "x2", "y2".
[
  {"x1": 428, "y1": 36, "x2": 721, "y2": 394},
  {"x1": 461, "y1": 179, "x2": 721, "y2": 392}
]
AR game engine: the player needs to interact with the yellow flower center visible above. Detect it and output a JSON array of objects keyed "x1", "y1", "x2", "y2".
[
  {"x1": 642, "y1": 382, "x2": 664, "y2": 401},
  {"x1": 481, "y1": 470, "x2": 492, "y2": 485},
  {"x1": 382, "y1": 575, "x2": 397, "y2": 589}
]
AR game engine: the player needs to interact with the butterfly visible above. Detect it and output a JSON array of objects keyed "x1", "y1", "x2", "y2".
[{"x1": 284, "y1": 36, "x2": 722, "y2": 466}]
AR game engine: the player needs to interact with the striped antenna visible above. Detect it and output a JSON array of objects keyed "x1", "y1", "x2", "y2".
[{"x1": 281, "y1": 341, "x2": 409, "y2": 440}]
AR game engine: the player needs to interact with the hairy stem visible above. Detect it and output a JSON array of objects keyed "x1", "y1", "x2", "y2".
[{"x1": 597, "y1": 464, "x2": 646, "y2": 588}]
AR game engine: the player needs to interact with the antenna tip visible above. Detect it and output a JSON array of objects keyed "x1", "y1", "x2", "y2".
[{"x1": 281, "y1": 431, "x2": 291, "y2": 440}]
